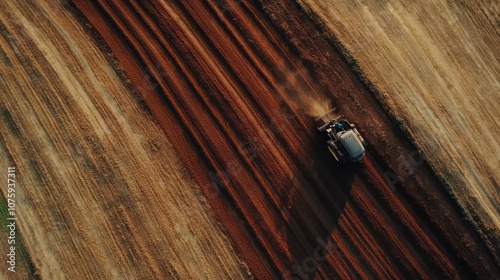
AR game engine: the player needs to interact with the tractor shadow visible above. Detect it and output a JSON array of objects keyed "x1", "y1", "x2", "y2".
[{"x1": 280, "y1": 126, "x2": 361, "y2": 279}]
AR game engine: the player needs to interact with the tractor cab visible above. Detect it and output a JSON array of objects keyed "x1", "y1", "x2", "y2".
[{"x1": 317, "y1": 109, "x2": 366, "y2": 163}]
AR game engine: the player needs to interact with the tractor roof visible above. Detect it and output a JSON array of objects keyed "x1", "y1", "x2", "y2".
[{"x1": 339, "y1": 130, "x2": 365, "y2": 159}]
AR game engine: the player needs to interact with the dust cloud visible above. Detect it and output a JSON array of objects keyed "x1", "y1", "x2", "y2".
[{"x1": 278, "y1": 69, "x2": 331, "y2": 118}]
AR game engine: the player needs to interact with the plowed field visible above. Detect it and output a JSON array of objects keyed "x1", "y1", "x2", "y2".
[
  {"x1": 73, "y1": 0, "x2": 498, "y2": 279},
  {"x1": 0, "y1": 0, "x2": 248, "y2": 278}
]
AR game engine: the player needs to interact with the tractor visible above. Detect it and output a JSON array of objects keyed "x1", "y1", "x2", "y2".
[{"x1": 317, "y1": 109, "x2": 366, "y2": 163}]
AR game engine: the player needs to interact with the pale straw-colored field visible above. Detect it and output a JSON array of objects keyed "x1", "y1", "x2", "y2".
[{"x1": 298, "y1": 0, "x2": 499, "y2": 252}]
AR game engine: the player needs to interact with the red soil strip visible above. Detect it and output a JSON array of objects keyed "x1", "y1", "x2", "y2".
[{"x1": 72, "y1": 0, "x2": 498, "y2": 278}]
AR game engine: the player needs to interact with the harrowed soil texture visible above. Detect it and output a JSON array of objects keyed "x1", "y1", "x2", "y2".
[{"x1": 73, "y1": 0, "x2": 498, "y2": 278}]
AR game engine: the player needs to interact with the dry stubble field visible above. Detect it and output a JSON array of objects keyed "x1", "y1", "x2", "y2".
[
  {"x1": 0, "y1": 0, "x2": 248, "y2": 278},
  {"x1": 73, "y1": 0, "x2": 498, "y2": 278},
  {"x1": 0, "y1": 0, "x2": 498, "y2": 279},
  {"x1": 298, "y1": 0, "x2": 499, "y2": 259}
]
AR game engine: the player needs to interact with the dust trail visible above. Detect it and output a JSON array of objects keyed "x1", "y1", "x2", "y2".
[{"x1": 277, "y1": 69, "x2": 331, "y2": 118}]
